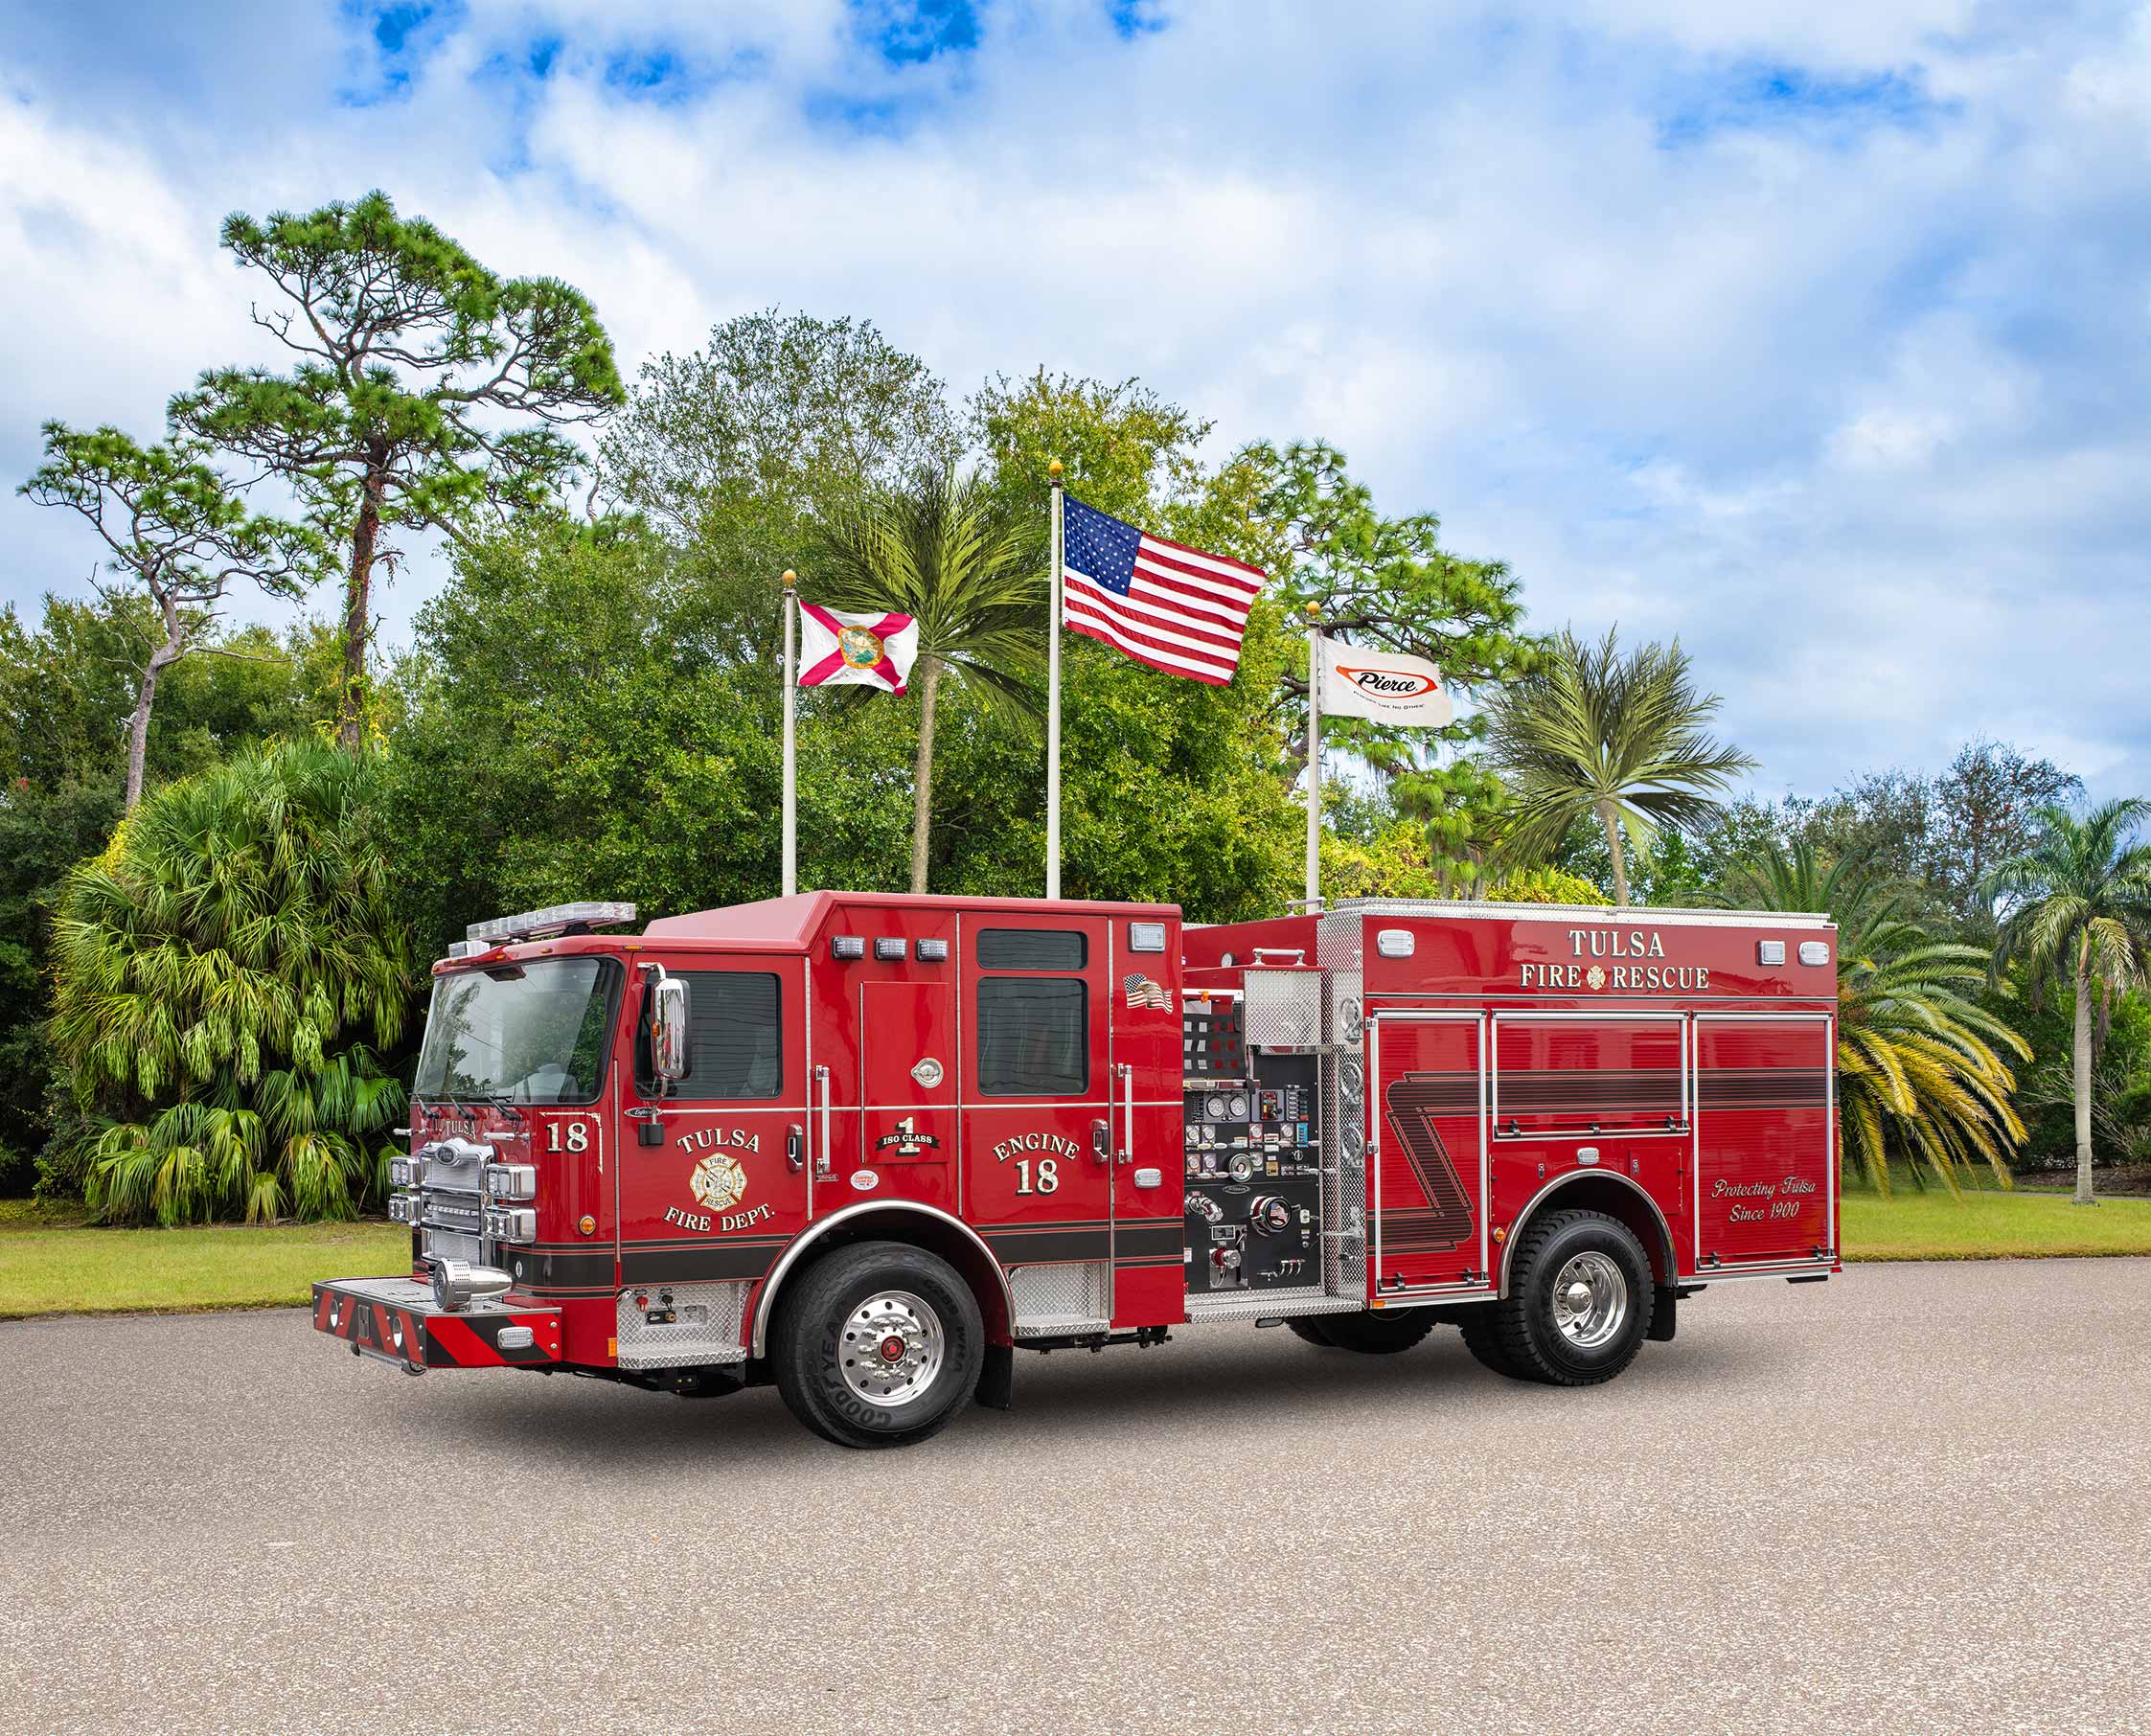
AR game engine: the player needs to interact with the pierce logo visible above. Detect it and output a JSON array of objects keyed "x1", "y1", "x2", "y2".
[{"x1": 1336, "y1": 665, "x2": 1440, "y2": 698}]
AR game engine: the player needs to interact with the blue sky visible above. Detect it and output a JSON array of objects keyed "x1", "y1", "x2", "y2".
[{"x1": 3, "y1": 0, "x2": 2148, "y2": 802}]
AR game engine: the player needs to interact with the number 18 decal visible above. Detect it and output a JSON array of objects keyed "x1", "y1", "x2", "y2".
[
  {"x1": 547, "y1": 1121, "x2": 590, "y2": 1154},
  {"x1": 1015, "y1": 1158, "x2": 1059, "y2": 1196}
]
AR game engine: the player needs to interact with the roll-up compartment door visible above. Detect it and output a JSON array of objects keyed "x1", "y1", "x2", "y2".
[{"x1": 1693, "y1": 1015, "x2": 1835, "y2": 1268}]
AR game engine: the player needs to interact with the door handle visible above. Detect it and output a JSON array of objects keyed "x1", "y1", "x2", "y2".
[
  {"x1": 1090, "y1": 1118, "x2": 1110, "y2": 1162},
  {"x1": 814, "y1": 1066, "x2": 833, "y2": 1176},
  {"x1": 1116, "y1": 1062, "x2": 1134, "y2": 1166},
  {"x1": 786, "y1": 1123, "x2": 805, "y2": 1173}
]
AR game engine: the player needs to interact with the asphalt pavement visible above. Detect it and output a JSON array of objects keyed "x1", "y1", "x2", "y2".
[{"x1": 3, "y1": 1259, "x2": 2146, "y2": 1736}]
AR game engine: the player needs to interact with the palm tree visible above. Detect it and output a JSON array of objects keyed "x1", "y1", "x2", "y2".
[
  {"x1": 1984, "y1": 800, "x2": 2151, "y2": 1205},
  {"x1": 812, "y1": 468, "x2": 1044, "y2": 893},
  {"x1": 1484, "y1": 627, "x2": 1754, "y2": 906},
  {"x1": 49, "y1": 741, "x2": 413, "y2": 1223},
  {"x1": 1721, "y1": 839, "x2": 2028, "y2": 1195}
]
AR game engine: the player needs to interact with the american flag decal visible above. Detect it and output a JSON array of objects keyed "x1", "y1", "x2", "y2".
[
  {"x1": 1062, "y1": 493, "x2": 1263, "y2": 684},
  {"x1": 1123, "y1": 972, "x2": 1172, "y2": 1012}
]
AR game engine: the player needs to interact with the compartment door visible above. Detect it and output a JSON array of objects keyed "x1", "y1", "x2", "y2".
[
  {"x1": 1693, "y1": 1014, "x2": 1836, "y2": 1268},
  {"x1": 1367, "y1": 1012, "x2": 1488, "y2": 1296}
]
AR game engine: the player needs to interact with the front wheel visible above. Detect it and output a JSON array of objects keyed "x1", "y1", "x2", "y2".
[
  {"x1": 1475, "y1": 1210, "x2": 1654, "y2": 1386},
  {"x1": 771, "y1": 1241, "x2": 984, "y2": 1449}
]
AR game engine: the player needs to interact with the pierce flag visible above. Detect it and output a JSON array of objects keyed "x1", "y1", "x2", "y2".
[
  {"x1": 797, "y1": 604, "x2": 920, "y2": 695},
  {"x1": 1316, "y1": 636, "x2": 1453, "y2": 727}
]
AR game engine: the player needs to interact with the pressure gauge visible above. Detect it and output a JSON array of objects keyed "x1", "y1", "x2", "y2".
[
  {"x1": 1227, "y1": 1092, "x2": 1249, "y2": 1119},
  {"x1": 1204, "y1": 1095, "x2": 1230, "y2": 1120}
]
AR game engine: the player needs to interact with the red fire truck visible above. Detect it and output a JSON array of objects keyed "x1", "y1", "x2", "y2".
[{"x1": 313, "y1": 892, "x2": 1840, "y2": 1448}]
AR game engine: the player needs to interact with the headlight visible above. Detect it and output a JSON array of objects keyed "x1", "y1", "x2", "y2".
[
  {"x1": 430, "y1": 1259, "x2": 512, "y2": 1313},
  {"x1": 388, "y1": 1155, "x2": 426, "y2": 1188},
  {"x1": 484, "y1": 1162, "x2": 537, "y2": 1200},
  {"x1": 485, "y1": 1206, "x2": 537, "y2": 1245},
  {"x1": 387, "y1": 1192, "x2": 423, "y2": 1224}
]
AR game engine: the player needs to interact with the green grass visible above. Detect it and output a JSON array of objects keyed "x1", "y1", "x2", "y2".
[
  {"x1": 1842, "y1": 1182, "x2": 2151, "y2": 1261},
  {"x1": 5, "y1": 1169, "x2": 2151, "y2": 1320},
  {"x1": 0, "y1": 1204, "x2": 409, "y2": 1319}
]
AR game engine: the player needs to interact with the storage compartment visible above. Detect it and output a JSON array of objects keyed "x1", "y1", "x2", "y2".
[{"x1": 1692, "y1": 1016, "x2": 1835, "y2": 1267}]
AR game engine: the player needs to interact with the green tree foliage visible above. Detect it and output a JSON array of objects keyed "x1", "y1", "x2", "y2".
[
  {"x1": 1485, "y1": 627, "x2": 1756, "y2": 906},
  {"x1": 601, "y1": 310, "x2": 958, "y2": 657},
  {"x1": 812, "y1": 468, "x2": 1043, "y2": 892},
  {"x1": 48, "y1": 742, "x2": 413, "y2": 1222},
  {"x1": 0, "y1": 598, "x2": 336, "y2": 1193},
  {"x1": 386, "y1": 518, "x2": 919, "y2": 963},
  {"x1": 18, "y1": 423, "x2": 319, "y2": 809},
  {"x1": 171, "y1": 190, "x2": 625, "y2": 748},
  {"x1": 1987, "y1": 801, "x2": 2151, "y2": 1204},
  {"x1": 1722, "y1": 840, "x2": 2028, "y2": 1195}
]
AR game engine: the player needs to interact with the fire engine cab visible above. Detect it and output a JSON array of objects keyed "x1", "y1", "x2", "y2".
[{"x1": 313, "y1": 891, "x2": 1840, "y2": 1449}]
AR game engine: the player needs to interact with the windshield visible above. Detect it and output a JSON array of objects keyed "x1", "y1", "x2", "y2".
[{"x1": 414, "y1": 957, "x2": 622, "y2": 1105}]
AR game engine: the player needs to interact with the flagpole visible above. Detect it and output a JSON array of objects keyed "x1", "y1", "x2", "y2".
[
  {"x1": 1045, "y1": 458, "x2": 1064, "y2": 902},
  {"x1": 781, "y1": 569, "x2": 797, "y2": 898},
  {"x1": 1304, "y1": 602, "x2": 1322, "y2": 910}
]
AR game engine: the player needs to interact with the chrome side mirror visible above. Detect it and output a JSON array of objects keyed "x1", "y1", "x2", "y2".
[{"x1": 650, "y1": 973, "x2": 692, "y2": 1084}]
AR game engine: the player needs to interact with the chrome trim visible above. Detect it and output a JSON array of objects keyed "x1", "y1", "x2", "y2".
[
  {"x1": 1498, "y1": 1168, "x2": 1678, "y2": 1298},
  {"x1": 747, "y1": 1200, "x2": 1018, "y2": 1360}
]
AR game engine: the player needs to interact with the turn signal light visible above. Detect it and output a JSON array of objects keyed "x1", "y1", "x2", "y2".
[{"x1": 387, "y1": 1193, "x2": 423, "y2": 1224}]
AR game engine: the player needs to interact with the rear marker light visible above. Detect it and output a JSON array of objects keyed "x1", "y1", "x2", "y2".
[
  {"x1": 1798, "y1": 941, "x2": 1831, "y2": 967},
  {"x1": 914, "y1": 937, "x2": 949, "y2": 962},
  {"x1": 831, "y1": 936, "x2": 865, "y2": 959},
  {"x1": 579, "y1": 1214, "x2": 597, "y2": 1236},
  {"x1": 1128, "y1": 922, "x2": 1167, "y2": 953},
  {"x1": 873, "y1": 937, "x2": 905, "y2": 961},
  {"x1": 1756, "y1": 941, "x2": 1786, "y2": 966},
  {"x1": 1376, "y1": 928, "x2": 1415, "y2": 958}
]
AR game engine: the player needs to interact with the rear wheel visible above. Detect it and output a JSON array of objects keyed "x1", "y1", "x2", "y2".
[
  {"x1": 771, "y1": 1241, "x2": 984, "y2": 1449},
  {"x1": 1472, "y1": 1210, "x2": 1654, "y2": 1386},
  {"x1": 1286, "y1": 1309, "x2": 1436, "y2": 1355},
  {"x1": 1285, "y1": 1318, "x2": 1338, "y2": 1348}
]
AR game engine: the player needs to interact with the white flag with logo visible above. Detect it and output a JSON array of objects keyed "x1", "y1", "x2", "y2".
[{"x1": 1317, "y1": 637, "x2": 1453, "y2": 727}]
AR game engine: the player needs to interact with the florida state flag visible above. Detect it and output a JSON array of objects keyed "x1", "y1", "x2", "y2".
[{"x1": 797, "y1": 604, "x2": 920, "y2": 695}]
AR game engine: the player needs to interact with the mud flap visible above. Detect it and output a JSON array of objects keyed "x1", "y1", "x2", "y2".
[
  {"x1": 975, "y1": 1342, "x2": 1014, "y2": 1410},
  {"x1": 1648, "y1": 1285, "x2": 1677, "y2": 1342}
]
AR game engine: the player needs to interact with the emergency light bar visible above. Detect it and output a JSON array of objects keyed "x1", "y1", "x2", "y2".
[{"x1": 463, "y1": 902, "x2": 637, "y2": 948}]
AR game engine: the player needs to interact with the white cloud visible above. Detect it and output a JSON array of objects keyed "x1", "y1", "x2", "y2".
[{"x1": 1, "y1": 0, "x2": 2148, "y2": 805}]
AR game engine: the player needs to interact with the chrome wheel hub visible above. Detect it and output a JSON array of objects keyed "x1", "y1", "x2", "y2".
[
  {"x1": 838, "y1": 1290, "x2": 946, "y2": 1408},
  {"x1": 1550, "y1": 1251, "x2": 1627, "y2": 1350}
]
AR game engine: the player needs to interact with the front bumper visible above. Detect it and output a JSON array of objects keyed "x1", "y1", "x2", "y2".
[{"x1": 312, "y1": 1276, "x2": 562, "y2": 1374}]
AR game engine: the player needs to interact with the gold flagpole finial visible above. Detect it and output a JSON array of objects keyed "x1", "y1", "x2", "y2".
[
  {"x1": 782, "y1": 569, "x2": 796, "y2": 589},
  {"x1": 1306, "y1": 602, "x2": 1321, "y2": 621},
  {"x1": 1047, "y1": 458, "x2": 1063, "y2": 481}
]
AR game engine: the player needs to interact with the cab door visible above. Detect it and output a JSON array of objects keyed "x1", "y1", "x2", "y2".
[
  {"x1": 616, "y1": 958, "x2": 809, "y2": 1297},
  {"x1": 960, "y1": 913, "x2": 1115, "y2": 1331}
]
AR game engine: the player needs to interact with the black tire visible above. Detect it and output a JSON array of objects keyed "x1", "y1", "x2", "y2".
[
  {"x1": 1456, "y1": 1307, "x2": 1522, "y2": 1378},
  {"x1": 1292, "y1": 1308, "x2": 1437, "y2": 1355},
  {"x1": 1474, "y1": 1209, "x2": 1655, "y2": 1386},
  {"x1": 1285, "y1": 1318, "x2": 1339, "y2": 1348},
  {"x1": 770, "y1": 1240, "x2": 984, "y2": 1449}
]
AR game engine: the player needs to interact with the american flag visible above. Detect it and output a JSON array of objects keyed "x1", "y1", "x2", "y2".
[
  {"x1": 1062, "y1": 494, "x2": 1264, "y2": 685},
  {"x1": 1123, "y1": 972, "x2": 1174, "y2": 1012}
]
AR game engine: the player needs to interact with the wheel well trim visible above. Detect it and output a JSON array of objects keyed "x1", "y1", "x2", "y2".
[
  {"x1": 1498, "y1": 1170, "x2": 1677, "y2": 1297},
  {"x1": 747, "y1": 1201, "x2": 1015, "y2": 1359}
]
